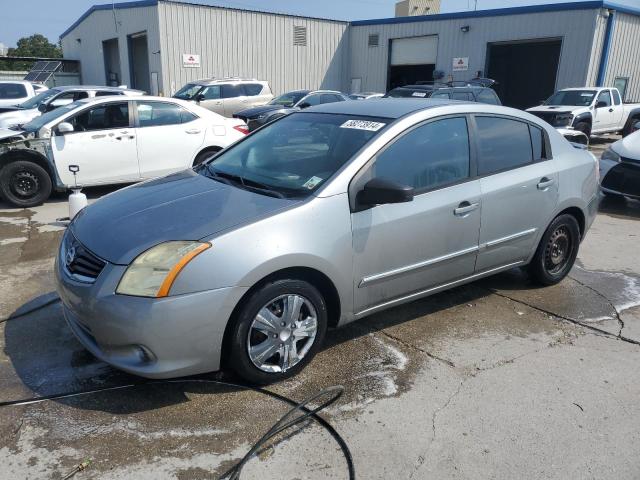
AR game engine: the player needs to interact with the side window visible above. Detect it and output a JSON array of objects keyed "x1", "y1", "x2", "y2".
[
  {"x1": 200, "y1": 86, "x2": 220, "y2": 100},
  {"x1": 221, "y1": 84, "x2": 245, "y2": 99},
  {"x1": 529, "y1": 125, "x2": 544, "y2": 160},
  {"x1": 372, "y1": 117, "x2": 470, "y2": 191},
  {"x1": 137, "y1": 101, "x2": 196, "y2": 127},
  {"x1": 431, "y1": 92, "x2": 450, "y2": 99},
  {"x1": 612, "y1": 89, "x2": 621, "y2": 106},
  {"x1": 244, "y1": 84, "x2": 264, "y2": 96},
  {"x1": 69, "y1": 102, "x2": 130, "y2": 132},
  {"x1": 95, "y1": 91, "x2": 119, "y2": 97},
  {"x1": 74, "y1": 92, "x2": 89, "y2": 101},
  {"x1": 477, "y1": 89, "x2": 500, "y2": 105},
  {"x1": 302, "y1": 94, "x2": 322, "y2": 107},
  {"x1": 451, "y1": 91, "x2": 473, "y2": 101},
  {"x1": 320, "y1": 94, "x2": 343, "y2": 104},
  {"x1": 50, "y1": 92, "x2": 77, "y2": 107},
  {"x1": 597, "y1": 90, "x2": 612, "y2": 108},
  {"x1": 476, "y1": 116, "x2": 533, "y2": 175}
]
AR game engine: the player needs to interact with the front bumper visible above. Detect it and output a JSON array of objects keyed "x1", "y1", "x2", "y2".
[
  {"x1": 600, "y1": 157, "x2": 640, "y2": 199},
  {"x1": 54, "y1": 238, "x2": 248, "y2": 378}
]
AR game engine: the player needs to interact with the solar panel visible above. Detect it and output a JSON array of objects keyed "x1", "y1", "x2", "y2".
[{"x1": 23, "y1": 60, "x2": 63, "y2": 83}]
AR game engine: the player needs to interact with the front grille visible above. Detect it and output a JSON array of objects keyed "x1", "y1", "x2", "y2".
[
  {"x1": 63, "y1": 233, "x2": 106, "y2": 282},
  {"x1": 601, "y1": 162, "x2": 640, "y2": 197},
  {"x1": 530, "y1": 111, "x2": 556, "y2": 124}
]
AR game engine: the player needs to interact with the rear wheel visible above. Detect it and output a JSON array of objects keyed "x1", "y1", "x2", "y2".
[
  {"x1": 528, "y1": 214, "x2": 580, "y2": 286},
  {"x1": 0, "y1": 160, "x2": 52, "y2": 208},
  {"x1": 228, "y1": 279, "x2": 327, "y2": 384},
  {"x1": 574, "y1": 121, "x2": 591, "y2": 138}
]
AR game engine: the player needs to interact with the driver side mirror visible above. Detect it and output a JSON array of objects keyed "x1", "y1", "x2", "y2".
[
  {"x1": 56, "y1": 122, "x2": 74, "y2": 135},
  {"x1": 298, "y1": 102, "x2": 311, "y2": 109},
  {"x1": 357, "y1": 178, "x2": 414, "y2": 207},
  {"x1": 194, "y1": 93, "x2": 205, "y2": 102},
  {"x1": 596, "y1": 101, "x2": 608, "y2": 109},
  {"x1": 37, "y1": 103, "x2": 47, "y2": 113}
]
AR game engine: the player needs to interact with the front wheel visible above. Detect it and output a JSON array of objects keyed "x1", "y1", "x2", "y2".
[
  {"x1": 0, "y1": 160, "x2": 52, "y2": 208},
  {"x1": 574, "y1": 121, "x2": 591, "y2": 138},
  {"x1": 528, "y1": 214, "x2": 581, "y2": 286},
  {"x1": 193, "y1": 147, "x2": 222, "y2": 167},
  {"x1": 228, "y1": 279, "x2": 327, "y2": 384}
]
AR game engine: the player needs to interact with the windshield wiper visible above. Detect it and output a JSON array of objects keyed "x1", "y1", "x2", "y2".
[{"x1": 207, "y1": 167, "x2": 286, "y2": 199}]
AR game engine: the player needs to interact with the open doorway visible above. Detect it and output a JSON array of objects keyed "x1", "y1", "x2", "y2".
[
  {"x1": 486, "y1": 38, "x2": 562, "y2": 109},
  {"x1": 128, "y1": 32, "x2": 150, "y2": 93},
  {"x1": 387, "y1": 35, "x2": 438, "y2": 91},
  {"x1": 103, "y1": 38, "x2": 121, "y2": 87}
]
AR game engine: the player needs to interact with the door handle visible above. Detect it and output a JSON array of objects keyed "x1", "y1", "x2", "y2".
[
  {"x1": 91, "y1": 134, "x2": 106, "y2": 139},
  {"x1": 537, "y1": 177, "x2": 555, "y2": 190},
  {"x1": 454, "y1": 201, "x2": 479, "y2": 216},
  {"x1": 185, "y1": 129, "x2": 201, "y2": 134},
  {"x1": 115, "y1": 135, "x2": 135, "y2": 140},
  {"x1": 609, "y1": 108, "x2": 614, "y2": 112}
]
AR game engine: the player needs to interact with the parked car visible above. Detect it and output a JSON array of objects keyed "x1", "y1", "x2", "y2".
[
  {"x1": 600, "y1": 122, "x2": 640, "y2": 199},
  {"x1": 527, "y1": 87, "x2": 640, "y2": 138},
  {"x1": 349, "y1": 92, "x2": 384, "y2": 100},
  {"x1": 234, "y1": 90, "x2": 350, "y2": 131},
  {"x1": 0, "y1": 85, "x2": 144, "y2": 130},
  {"x1": 54, "y1": 99, "x2": 599, "y2": 384},
  {"x1": 0, "y1": 81, "x2": 48, "y2": 109},
  {"x1": 385, "y1": 84, "x2": 502, "y2": 105},
  {"x1": 173, "y1": 78, "x2": 273, "y2": 117},
  {"x1": 0, "y1": 96, "x2": 247, "y2": 207}
]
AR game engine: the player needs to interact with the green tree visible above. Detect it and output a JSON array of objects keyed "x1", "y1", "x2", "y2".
[{"x1": 0, "y1": 34, "x2": 62, "y2": 71}]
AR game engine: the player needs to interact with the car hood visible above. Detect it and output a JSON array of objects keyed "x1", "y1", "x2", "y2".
[
  {"x1": 234, "y1": 104, "x2": 284, "y2": 118},
  {"x1": 0, "y1": 128, "x2": 27, "y2": 142},
  {"x1": 70, "y1": 169, "x2": 302, "y2": 265},
  {"x1": 526, "y1": 105, "x2": 579, "y2": 114},
  {"x1": 612, "y1": 130, "x2": 640, "y2": 161},
  {"x1": 0, "y1": 108, "x2": 38, "y2": 128}
]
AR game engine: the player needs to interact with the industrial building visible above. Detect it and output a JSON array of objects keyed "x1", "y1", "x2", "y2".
[{"x1": 60, "y1": 0, "x2": 640, "y2": 109}]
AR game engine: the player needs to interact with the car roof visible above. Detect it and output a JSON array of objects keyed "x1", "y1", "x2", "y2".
[
  {"x1": 51, "y1": 85, "x2": 143, "y2": 93},
  {"x1": 192, "y1": 78, "x2": 267, "y2": 85},
  {"x1": 559, "y1": 87, "x2": 600, "y2": 91},
  {"x1": 0, "y1": 80, "x2": 34, "y2": 85},
  {"x1": 307, "y1": 98, "x2": 464, "y2": 119}
]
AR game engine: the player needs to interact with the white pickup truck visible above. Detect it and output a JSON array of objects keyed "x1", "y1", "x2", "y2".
[{"x1": 527, "y1": 87, "x2": 640, "y2": 138}]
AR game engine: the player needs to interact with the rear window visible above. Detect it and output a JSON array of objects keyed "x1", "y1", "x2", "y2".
[
  {"x1": 386, "y1": 88, "x2": 429, "y2": 98},
  {"x1": 476, "y1": 116, "x2": 534, "y2": 175},
  {"x1": 451, "y1": 91, "x2": 473, "y2": 101},
  {"x1": 529, "y1": 125, "x2": 544, "y2": 160},
  {"x1": 0, "y1": 83, "x2": 28, "y2": 99},
  {"x1": 244, "y1": 84, "x2": 264, "y2": 96},
  {"x1": 477, "y1": 89, "x2": 500, "y2": 105}
]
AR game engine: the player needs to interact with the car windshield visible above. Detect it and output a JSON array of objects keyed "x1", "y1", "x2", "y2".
[
  {"x1": 18, "y1": 89, "x2": 58, "y2": 109},
  {"x1": 201, "y1": 112, "x2": 390, "y2": 197},
  {"x1": 545, "y1": 90, "x2": 596, "y2": 106},
  {"x1": 173, "y1": 83, "x2": 203, "y2": 100},
  {"x1": 22, "y1": 102, "x2": 79, "y2": 132},
  {"x1": 385, "y1": 88, "x2": 431, "y2": 98},
  {"x1": 269, "y1": 91, "x2": 308, "y2": 107}
]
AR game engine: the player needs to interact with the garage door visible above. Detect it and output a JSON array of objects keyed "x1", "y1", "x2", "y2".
[
  {"x1": 388, "y1": 36, "x2": 438, "y2": 90},
  {"x1": 486, "y1": 39, "x2": 562, "y2": 109}
]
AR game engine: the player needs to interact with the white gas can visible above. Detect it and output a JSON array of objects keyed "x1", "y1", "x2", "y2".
[{"x1": 69, "y1": 188, "x2": 88, "y2": 219}]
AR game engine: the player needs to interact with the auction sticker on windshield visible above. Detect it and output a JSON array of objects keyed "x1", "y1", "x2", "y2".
[{"x1": 340, "y1": 120, "x2": 386, "y2": 132}]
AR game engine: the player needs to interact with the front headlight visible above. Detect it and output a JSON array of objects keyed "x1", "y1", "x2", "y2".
[
  {"x1": 116, "y1": 241, "x2": 211, "y2": 298},
  {"x1": 601, "y1": 147, "x2": 621, "y2": 163},
  {"x1": 553, "y1": 113, "x2": 573, "y2": 127}
]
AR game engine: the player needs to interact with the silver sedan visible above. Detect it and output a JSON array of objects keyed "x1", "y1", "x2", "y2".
[{"x1": 55, "y1": 99, "x2": 599, "y2": 383}]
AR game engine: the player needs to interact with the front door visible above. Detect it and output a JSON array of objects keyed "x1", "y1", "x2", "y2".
[
  {"x1": 197, "y1": 85, "x2": 224, "y2": 115},
  {"x1": 52, "y1": 101, "x2": 140, "y2": 186},
  {"x1": 351, "y1": 116, "x2": 481, "y2": 313},
  {"x1": 593, "y1": 89, "x2": 616, "y2": 132},
  {"x1": 473, "y1": 115, "x2": 558, "y2": 271},
  {"x1": 134, "y1": 100, "x2": 206, "y2": 178}
]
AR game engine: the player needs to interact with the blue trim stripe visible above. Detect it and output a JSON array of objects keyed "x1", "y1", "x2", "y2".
[
  {"x1": 596, "y1": 10, "x2": 616, "y2": 86},
  {"x1": 60, "y1": 0, "x2": 158, "y2": 39},
  {"x1": 351, "y1": 1, "x2": 639, "y2": 26}
]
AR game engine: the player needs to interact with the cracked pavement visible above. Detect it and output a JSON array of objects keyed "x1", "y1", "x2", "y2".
[{"x1": 1, "y1": 170, "x2": 640, "y2": 478}]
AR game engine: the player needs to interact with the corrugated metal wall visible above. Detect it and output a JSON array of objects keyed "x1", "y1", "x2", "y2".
[
  {"x1": 585, "y1": 10, "x2": 607, "y2": 87},
  {"x1": 60, "y1": 6, "x2": 162, "y2": 91},
  {"x1": 157, "y1": 1, "x2": 349, "y2": 96},
  {"x1": 603, "y1": 12, "x2": 640, "y2": 101},
  {"x1": 349, "y1": 8, "x2": 599, "y2": 94}
]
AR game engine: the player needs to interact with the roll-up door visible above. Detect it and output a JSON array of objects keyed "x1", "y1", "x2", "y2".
[{"x1": 388, "y1": 35, "x2": 438, "y2": 90}]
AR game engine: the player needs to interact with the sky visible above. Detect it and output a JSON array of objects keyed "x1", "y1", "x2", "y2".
[{"x1": 1, "y1": 0, "x2": 638, "y2": 48}]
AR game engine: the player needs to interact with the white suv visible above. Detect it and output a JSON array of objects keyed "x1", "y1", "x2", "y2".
[{"x1": 173, "y1": 78, "x2": 273, "y2": 117}]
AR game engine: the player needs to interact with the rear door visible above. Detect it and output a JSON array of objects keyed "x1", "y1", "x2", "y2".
[
  {"x1": 134, "y1": 100, "x2": 206, "y2": 178},
  {"x1": 474, "y1": 115, "x2": 558, "y2": 271},
  {"x1": 52, "y1": 100, "x2": 140, "y2": 186},
  {"x1": 351, "y1": 116, "x2": 482, "y2": 313},
  {"x1": 222, "y1": 84, "x2": 247, "y2": 117},
  {"x1": 244, "y1": 83, "x2": 271, "y2": 108}
]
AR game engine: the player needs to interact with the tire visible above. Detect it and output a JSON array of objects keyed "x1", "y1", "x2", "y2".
[
  {"x1": 0, "y1": 160, "x2": 52, "y2": 208},
  {"x1": 574, "y1": 121, "x2": 591, "y2": 138},
  {"x1": 228, "y1": 278, "x2": 328, "y2": 384},
  {"x1": 528, "y1": 214, "x2": 581, "y2": 286},
  {"x1": 622, "y1": 117, "x2": 640, "y2": 137},
  {"x1": 193, "y1": 147, "x2": 221, "y2": 167}
]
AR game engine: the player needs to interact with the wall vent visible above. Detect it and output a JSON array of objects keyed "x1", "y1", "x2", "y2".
[
  {"x1": 368, "y1": 33, "x2": 380, "y2": 47},
  {"x1": 293, "y1": 26, "x2": 307, "y2": 46}
]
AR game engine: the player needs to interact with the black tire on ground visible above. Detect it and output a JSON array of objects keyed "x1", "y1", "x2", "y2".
[
  {"x1": 528, "y1": 214, "x2": 581, "y2": 286},
  {"x1": 227, "y1": 278, "x2": 328, "y2": 384},
  {"x1": 193, "y1": 147, "x2": 222, "y2": 167},
  {"x1": 0, "y1": 160, "x2": 52, "y2": 208},
  {"x1": 622, "y1": 117, "x2": 640, "y2": 137},
  {"x1": 574, "y1": 121, "x2": 591, "y2": 138}
]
